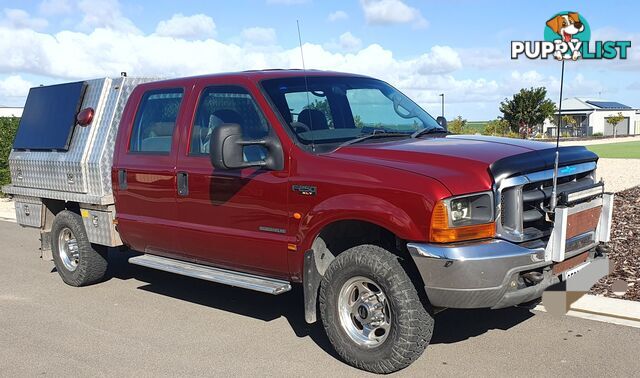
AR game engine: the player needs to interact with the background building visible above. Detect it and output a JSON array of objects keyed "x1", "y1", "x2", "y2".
[
  {"x1": 543, "y1": 98, "x2": 640, "y2": 137},
  {"x1": 0, "y1": 106, "x2": 23, "y2": 118}
]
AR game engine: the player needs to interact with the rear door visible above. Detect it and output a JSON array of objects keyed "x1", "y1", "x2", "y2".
[
  {"x1": 173, "y1": 81, "x2": 290, "y2": 277},
  {"x1": 113, "y1": 84, "x2": 190, "y2": 257}
]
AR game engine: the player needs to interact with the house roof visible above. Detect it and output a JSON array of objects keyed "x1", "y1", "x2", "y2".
[{"x1": 555, "y1": 97, "x2": 635, "y2": 113}]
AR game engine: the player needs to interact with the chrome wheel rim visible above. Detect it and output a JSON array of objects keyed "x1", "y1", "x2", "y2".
[
  {"x1": 338, "y1": 276, "x2": 391, "y2": 347},
  {"x1": 58, "y1": 227, "x2": 79, "y2": 272}
]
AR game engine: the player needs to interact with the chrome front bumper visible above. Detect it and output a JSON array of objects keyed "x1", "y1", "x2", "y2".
[{"x1": 407, "y1": 239, "x2": 609, "y2": 309}]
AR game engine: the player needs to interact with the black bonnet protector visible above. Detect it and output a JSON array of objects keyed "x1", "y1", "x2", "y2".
[{"x1": 490, "y1": 146, "x2": 598, "y2": 185}]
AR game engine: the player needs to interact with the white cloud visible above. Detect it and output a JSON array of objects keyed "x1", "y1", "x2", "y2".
[
  {"x1": 0, "y1": 25, "x2": 486, "y2": 93},
  {"x1": 77, "y1": 0, "x2": 139, "y2": 33},
  {"x1": 360, "y1": 0, "x2": 427, "y2": 28},
  {"x1": 506, "y1": 70, "x2": 603, "y2": 102},
  {"x1": 0, "y1": 75, "x2": 33, "y2": 105},
  {"x1": 338, "y1": 32, "x2": 362, "y2": 51},
  {"x1": 328, "y1": 10, "x2": 348, "y2": 22},
  {"x1": 1, "y1": 9, "x2": 48, "y2": 31},
  {"x1": 155, "y1": 14, "x2": 216, "y2": 39},
  {"x1": 457, "y1": 47, "x2": 512, "y2": 70},
  {"x1": 413, "y1": 45, "x2": 462, "y2": 74},
  {"x1": 38, "y1": 0, "x2": 73, "y2": 15},
  {"x1": 241, "y1": 27, "x2": 277, "y2": 46},
  {"x1": 325, "y1": 32, "x2": 363, "y2": 52},
  {"x1": 0, "y1": 23, "x2": 569, "y2": 119},
  {"x1": 627, "y1": 81, "x2": 640, "y2": 91},
  {"x1": 588, "y1": 27, "x2": 640, "y2": 71}
]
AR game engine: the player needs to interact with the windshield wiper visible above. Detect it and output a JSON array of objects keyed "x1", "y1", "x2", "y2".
[
  {"x1": 411, "y1": 127, "x2": 449, "y2": 138},
  {"x1": 339, "y1": 132, "x2": 411, "y2": 148}
]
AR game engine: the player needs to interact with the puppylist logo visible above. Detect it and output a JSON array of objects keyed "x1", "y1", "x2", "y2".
[{"x1": 511, "y1": 11, "x2": 631, "y2": 60}]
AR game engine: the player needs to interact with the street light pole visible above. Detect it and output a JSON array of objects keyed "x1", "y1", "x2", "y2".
[{"x1": 439, "y1": 93, "x2": 445, "y2": 117}]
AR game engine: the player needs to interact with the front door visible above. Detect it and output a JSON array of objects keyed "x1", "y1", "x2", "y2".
[
  {"x1": 174, "y1": 83, "x2": 290, "y2": 278},
  {"x1": 113, "y1": 85, "x2": 188, "y2": 257}
]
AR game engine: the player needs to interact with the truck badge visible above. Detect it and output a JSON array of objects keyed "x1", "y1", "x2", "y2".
[{"x1": 292, "y1": 185, "x2": 316, "y2": 196}]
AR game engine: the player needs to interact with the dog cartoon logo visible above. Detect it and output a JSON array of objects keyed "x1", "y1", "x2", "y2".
[
  {"x1": 512, "y1": 11, "x2": 630, "y2": 60},
  {"x1": 544, "y1": 12, "x2": 589, "y2": 60}
]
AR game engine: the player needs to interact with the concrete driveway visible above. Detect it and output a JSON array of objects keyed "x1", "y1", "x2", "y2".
[{"x1": 1, "y1": 222, "x2": 639, "y2": 377}]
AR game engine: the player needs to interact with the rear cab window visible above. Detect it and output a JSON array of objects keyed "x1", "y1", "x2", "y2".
[{"x1": 129, "y1": 88, "x2": 184, "y2": 154}]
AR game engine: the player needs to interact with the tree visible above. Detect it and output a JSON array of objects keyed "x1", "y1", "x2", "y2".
[
  {"x1": 605, "y1": 112, "x2": 625, "y2": 138},
  {"x1": 0, "y1": 117, "x2": 20, "y2": 194},
  {"x1": 304, "y1": 99, "x2": 334, "y2": 128},
  {"x1": 499, "y1": 87, "x2": 556, "y2": 138},
  {"x1": 353, "y1": 114, "x2": 364, "y2": 128},
  {"x1": 448, "y1": 116, "x2": 468, "y2": 134},
  {"x1": 483, "y1": 119, "x2": 510, "y2": 136},
  {"x1": 561, "y1": 115, "x2": 578, "y2": 137}
]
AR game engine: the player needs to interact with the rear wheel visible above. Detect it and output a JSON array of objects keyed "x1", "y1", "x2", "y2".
[
  {"x1": 319, "y1": 244, "x2": 434, "y2": 374},
  {"x1": 51, "y1": 210, "x2": 108, "y2": 286}
]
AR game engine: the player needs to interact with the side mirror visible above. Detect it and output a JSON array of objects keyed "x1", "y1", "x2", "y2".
[
  {"x1": 436, "y1": 116, "x2": 447, "y2": 130},
  {"x1": 209, "y1": 123, "x2": 284, "y2": 170}
]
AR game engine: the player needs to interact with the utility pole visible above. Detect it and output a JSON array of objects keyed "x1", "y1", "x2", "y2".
[{"x1": 439, "y1": 93, "x2": 445, "y2": 117}]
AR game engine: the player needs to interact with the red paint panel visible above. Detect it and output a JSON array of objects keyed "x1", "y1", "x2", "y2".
[
  {"x1": 110, "y1": 71, "x2": 556, "y2": 282},
  {"x1": 172, "y1": 78, "x2": 291, "y2": 278},
  {"x1": 112, "y1": 82, "x2": 193, "y2": 256}
]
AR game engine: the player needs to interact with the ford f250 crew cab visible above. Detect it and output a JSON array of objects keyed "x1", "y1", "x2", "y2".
[{"x1": 3, "y1": 70, "x2": 613, "y2": 373}]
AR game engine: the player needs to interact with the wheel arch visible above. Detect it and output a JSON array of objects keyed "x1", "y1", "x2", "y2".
[{"x1": 302, "y1": 217, "x2": 430, "y2": 324}]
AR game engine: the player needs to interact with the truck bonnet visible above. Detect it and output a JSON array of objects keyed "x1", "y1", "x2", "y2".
[{"x1": 328, "y1": 134, "x2": 597, "y2": 195}]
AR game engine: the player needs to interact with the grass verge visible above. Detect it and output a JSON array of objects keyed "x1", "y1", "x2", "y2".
[{"x1": 587, "y1": 141, "x2": 640, "y2": 159}]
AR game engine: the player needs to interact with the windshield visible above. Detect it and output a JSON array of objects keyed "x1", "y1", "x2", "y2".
[{"x1": 261, "y1": 76, "x2": 442, "y2": 148}]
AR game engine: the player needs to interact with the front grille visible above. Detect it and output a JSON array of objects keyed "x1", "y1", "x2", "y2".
[{"x1": 497, "y1": 163, "x2": 597, "y2": 242}]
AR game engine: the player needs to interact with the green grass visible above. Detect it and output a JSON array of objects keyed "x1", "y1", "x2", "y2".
[
  {"x1": 587, "y1": 141, "x2": 640, "y2": 159},
  {"x1": 466, "y1": 121, "x2": 487, "y2": 133}
]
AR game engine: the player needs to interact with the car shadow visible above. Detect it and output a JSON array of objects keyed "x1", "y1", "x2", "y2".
[
  {"x1": 431, "y1": 307, "x2": 535, "y2": 344},
  {"x1": 106, "y1": 248, "x2": 340, "y2": 359},
  {"x1": 105, "y1": 248, "x2": 536, "y2": 360}
]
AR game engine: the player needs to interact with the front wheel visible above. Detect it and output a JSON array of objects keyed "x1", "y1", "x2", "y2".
[{"x1": 319, "y1": 245, "x2": 434, "y2": 374}]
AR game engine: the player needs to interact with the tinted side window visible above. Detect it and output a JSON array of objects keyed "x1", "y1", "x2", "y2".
[
  {"x1": 190, "y1": 86, "x2": 269, "y2": 161},
  {"x1": 129, "y1": 89, "x2": 184, "y2": 153}
]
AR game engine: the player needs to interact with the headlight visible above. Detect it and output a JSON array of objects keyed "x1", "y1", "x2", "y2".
[{"x1": 429, "y1": 191, "x2": 495, "y2": 243}]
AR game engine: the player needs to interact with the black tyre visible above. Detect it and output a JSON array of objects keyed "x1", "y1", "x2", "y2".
[
  {"x1": 319, "y1": 244, "x2": 434, "y2": 374},
  {"x1": 51, "y1": 210, "x2": 108, "y2": 286}
]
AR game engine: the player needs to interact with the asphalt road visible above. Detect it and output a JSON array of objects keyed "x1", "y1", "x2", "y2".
[{"x1": 1, "y1": 222, "x2": 638, "y2": 377}]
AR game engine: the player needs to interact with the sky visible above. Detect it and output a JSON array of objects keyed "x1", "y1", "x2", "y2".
[{"x1": 0, "y1": 0, "x2": 638, "y2": 120}]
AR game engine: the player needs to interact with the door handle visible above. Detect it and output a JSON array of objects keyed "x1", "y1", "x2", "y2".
[
  {"x1": 177, "y1": 172, "x2": 189, "y2": 196},
  {"x1": 118, "y1": 169, "x2": 127, "y2": 190}
]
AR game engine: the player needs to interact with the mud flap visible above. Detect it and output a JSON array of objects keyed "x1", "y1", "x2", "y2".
[{"x1": 303, "y1": 249, "x2": 322, "y2": 323}]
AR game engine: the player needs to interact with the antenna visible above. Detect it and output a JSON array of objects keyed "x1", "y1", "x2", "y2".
[
  {"x1": 296, "y1": 20, "x2": 315, "y2": 152},
  {"x1": 549, "y1": 59, "x2": 565, "y2": 212}
]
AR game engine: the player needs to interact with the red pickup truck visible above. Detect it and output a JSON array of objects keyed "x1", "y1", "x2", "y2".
[{"x1": 4, "y1": 70, "x2": 612, "y2": 373}]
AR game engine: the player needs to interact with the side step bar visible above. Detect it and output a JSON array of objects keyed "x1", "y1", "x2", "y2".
[{"x1": 128, "y1": 254, "x2": 292, "y2": 295}]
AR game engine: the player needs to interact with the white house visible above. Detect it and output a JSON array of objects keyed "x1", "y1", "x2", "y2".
[
  {"x1": 543, "y1": 98, "x2": 640, "y2": 137},
  {"x1": 0, "y1": 106, "x2": 23, "y2": 117}
]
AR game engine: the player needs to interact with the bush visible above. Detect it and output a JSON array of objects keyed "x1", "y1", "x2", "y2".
[
  {"x1": 482, "y1": 119, "x2": 510, "y2": 136},
  {"x1": 591, "y1": 132, "x2": 603, "y2": 137},
  {"x1": 448, "y1": 115, "x2": 470, "y2": 134},
  {"x1": 505, "y1": 131, "x2": 521, "y2": 139},
  {"x1": 0, "y1": 117, "x2": 19, "y2": 195}
]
